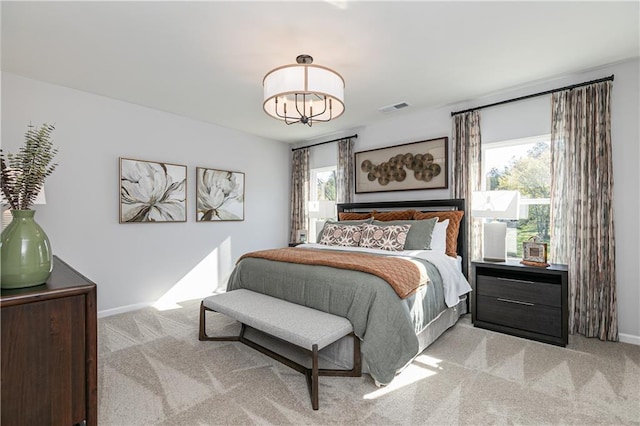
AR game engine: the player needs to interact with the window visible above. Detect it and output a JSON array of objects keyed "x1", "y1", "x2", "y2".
[
  {"x1": 308, "y1": 166, "x2": 337, "y2": 242},
  {"x1": 482, "y1": 136, "x2": 551, "y2": 258}
]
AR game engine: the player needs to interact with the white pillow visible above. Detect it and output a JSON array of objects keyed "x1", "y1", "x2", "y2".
[{"x1": 429, "y1": 219, "x2": 449, "y2": 253}]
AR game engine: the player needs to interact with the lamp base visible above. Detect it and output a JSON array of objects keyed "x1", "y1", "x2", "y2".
[
  {"x1": 483, "y1": 257, "x2": 507, "y2": 262},
  {"x1": 482, "y1": 221, "x2": 507, "y2": 262}
]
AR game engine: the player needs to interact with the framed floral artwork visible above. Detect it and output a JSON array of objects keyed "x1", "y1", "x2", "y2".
[
  {"x1": 354, "y1": 137, "x2": 448, "y2": 193},
  {"x1": 119, "y1": 158, "x2": 187, "y2": 223},
  {"x1": 196, "y1": 167, "x2": 245, "y2": 221}
]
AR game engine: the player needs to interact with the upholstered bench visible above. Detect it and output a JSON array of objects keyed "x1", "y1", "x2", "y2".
[{"x1": 199, "y1": 289, "x2": 361, "y2": 410}]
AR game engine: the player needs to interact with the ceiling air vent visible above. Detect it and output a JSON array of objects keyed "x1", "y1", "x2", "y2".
[{"x1": 378, "y1": 102, "x2": 410, "y2": 113}]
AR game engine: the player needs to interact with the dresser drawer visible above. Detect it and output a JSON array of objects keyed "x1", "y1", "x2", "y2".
[
  {"x1": 476, "y1": 274, "x2": 561, "y2": 307},
  {"x1": 476, "y1": 295, "x2": 561, "y2": 337}
]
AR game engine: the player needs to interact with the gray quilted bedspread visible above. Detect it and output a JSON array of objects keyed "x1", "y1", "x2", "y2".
[{"x1": 226, "y1": 249, "x2": 447, "y2": 385}]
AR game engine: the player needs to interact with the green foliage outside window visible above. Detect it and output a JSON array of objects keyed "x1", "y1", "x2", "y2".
[{"x1": 316, "y1": 170, "x2": 336, "y2": 201}]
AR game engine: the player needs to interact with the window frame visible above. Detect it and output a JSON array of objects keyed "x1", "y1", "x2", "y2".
[{"x1": 481, "y1": 134, "x2": 552, "y2": 259}]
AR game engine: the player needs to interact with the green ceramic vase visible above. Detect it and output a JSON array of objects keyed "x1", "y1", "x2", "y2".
[{"x1": 1, "y1": 210, "x2": 52, "y2": 288}]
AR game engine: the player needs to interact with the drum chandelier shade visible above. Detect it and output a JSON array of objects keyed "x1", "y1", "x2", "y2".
[{"x1": 263, "y1": 54, "x2": 345, "y2": 126}]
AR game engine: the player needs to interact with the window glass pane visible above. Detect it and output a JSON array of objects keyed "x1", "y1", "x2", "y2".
[
  {"x1": 308, "y1": 166, "x2": 337, "y2": 242},
  {"x1": 483, "y1": 136, "x2": 551, "y2": 259}
]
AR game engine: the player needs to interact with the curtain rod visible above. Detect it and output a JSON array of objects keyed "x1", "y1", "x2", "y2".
[
  {"x1": 291, "y1": 134, "x2": 358, "y2": 152},
  {"x1": 450, "y1": 74, "x2": 614, "y2": 117}
]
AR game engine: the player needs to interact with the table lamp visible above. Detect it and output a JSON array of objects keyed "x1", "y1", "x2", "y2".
[
  {"x1": 308, "y1": 199, "x2": 336, "y2": 242},
  {"x1": 472, "y1": 190, "x2": 520, "y2": 261}
]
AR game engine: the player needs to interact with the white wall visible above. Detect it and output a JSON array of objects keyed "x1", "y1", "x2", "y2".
[
  {"x1": 309, "y1": 141, "x2": 337, "y2": 170},
  {"x1": 4, "y1": 59, "x2": 637, "y2": 341},
  {"x1": 352, "y1": 59, "x2": 640, "y2": 342},
  {"x1": 1, "y1": 72, "x2": 290, "y2": 314}
]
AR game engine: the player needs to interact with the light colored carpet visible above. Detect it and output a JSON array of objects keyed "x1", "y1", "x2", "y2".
[{"x1": 98, "y1": 299, "x2": 639, "y2": 425}]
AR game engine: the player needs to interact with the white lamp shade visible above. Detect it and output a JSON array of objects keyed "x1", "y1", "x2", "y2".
[
  {"x1": 1, "y1": 186, "x2": 46, "y2": 206},
  {"x1": 308, "y1": 200, "x2": 336, "y2": 219},
  {"x1": 472, "y1": 190, "x2": 520, "y2": 220},
  {"x1": 263, "y1": 63, "x2": 345, "y2": 122},
  {"x1": 34, "y1": 187, "x2": 47, "y2": 205},
  {"x1": 2, "y1": 209, "x2": 12, "y2": 230},
  {"x1": 1, "y1": 187, "x2": 45, "y2": 230}
]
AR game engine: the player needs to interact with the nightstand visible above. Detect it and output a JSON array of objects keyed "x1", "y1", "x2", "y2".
[{"x1": 471, "y1": 260, "x2": 568, "y2": 346}]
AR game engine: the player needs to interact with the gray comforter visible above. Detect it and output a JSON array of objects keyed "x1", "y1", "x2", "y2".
[{"x1": 226, "y1": 248, "x2": 447, "y2": 385}]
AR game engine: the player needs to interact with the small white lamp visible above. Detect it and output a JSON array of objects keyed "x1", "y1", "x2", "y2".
[
  {"x1": 308, "y1": 200, "x2": 336, "y2": 243},
  {"x1": 472, "y1": 190, "x2": 520, "y2": 262}
]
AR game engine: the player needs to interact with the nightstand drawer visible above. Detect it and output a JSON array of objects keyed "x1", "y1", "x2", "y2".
[
  {"x1": 472, "y1": 261, "x2": 568, "y2": 346},
  {"x1": 476, "y1": 275, "x2": 561, "y2": 307},
  {"x1": 476, "y1": 295, "x2": 562, "y2": 337}
]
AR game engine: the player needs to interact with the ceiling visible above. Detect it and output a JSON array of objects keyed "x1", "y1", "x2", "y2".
[{"x1": 2, "y1": 1, "x2": 638, "y2": 144}]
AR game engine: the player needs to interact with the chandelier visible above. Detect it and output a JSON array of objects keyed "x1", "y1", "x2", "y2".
[{"x1": 263, "y1": 54, "x2": 345, "y2": 126}]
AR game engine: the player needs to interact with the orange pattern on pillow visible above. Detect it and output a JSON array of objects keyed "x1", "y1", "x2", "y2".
[
  {"x1": 371, "y1": 210, "x2": 416, "y2": 221},
  {"x1": 338, "y1": 212, "x2": 372, "y2": 221},
  {"x1": 412, "y1": 210, "x2": 464, "y2": 257}
]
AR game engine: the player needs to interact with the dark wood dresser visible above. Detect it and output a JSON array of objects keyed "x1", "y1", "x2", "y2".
[
  {"x1": 471, "y1": 260, "x2": 568, "y2": 346},
  {"x1": 1, "y1": 256, "x2": 97, "y2": 425}
]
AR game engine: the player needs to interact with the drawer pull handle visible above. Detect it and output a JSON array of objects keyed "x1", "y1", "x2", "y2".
[
  {"x1": 497, "y1": 277, "x2": 535, "y2": 284},
  {"x1": 497, "y1": 298, "x2": 534, "y2": 306}
]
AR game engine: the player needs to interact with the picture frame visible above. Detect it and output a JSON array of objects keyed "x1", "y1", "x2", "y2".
[
  {"x1": 196, "y1": 167, "x2": 245, "y2": 221},
  {"x1": 119, "y1": 157, "x2": 187, "y2": 223},
  {"x1": 354, "y1": 137, "x2": 448, "y2": 193},
  {"x1": 521, "y1": 238, "x2": 549, "y2": 267}
]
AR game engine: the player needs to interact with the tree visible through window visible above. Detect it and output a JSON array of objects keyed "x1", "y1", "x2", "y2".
[
  {"x1": 483, "y1": 137, "x2": 551, "y2": 258},
  {"x1": 315, "y1": 169, "x2": 336, "y2": 201}
]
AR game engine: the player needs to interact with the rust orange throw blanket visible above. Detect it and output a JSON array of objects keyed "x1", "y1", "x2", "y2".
[{"x1": 239, "y1": 247, "x2": 429, "y2": 299}]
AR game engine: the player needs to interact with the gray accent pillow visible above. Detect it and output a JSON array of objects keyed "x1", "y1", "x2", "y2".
[
  {"x1": 372, "y1": 217, "x2": 438, "y2": 250},
  {"x1": 333, "y1": 218, "x2": 374, "y2": 225}
]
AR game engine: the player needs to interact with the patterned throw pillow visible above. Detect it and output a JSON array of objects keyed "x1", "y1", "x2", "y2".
[
  {"x1": 359, "y1": 223, "x2": 412, "y2": 251},
  {"x1": 319, "y1": 223, "x2": 363, "y2": 247}
]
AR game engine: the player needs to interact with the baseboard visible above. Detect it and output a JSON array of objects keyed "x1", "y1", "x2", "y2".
[
  {"x1": 95, "y1": 305, "x2": 640, "y2": 346},
  {"x1": 98, "y1": 302, "x2": 152, "y2": 318},
  {"x1": 619, "y1": 333, "x2": 640, "y2": 346}
]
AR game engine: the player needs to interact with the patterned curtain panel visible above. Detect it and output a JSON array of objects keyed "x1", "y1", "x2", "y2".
[
  {"x1": 452, "y1": 111, "x2": 483, "y2": 272},
  {"x1": 290, "y1": 148, "x2": 310, "y2": 243},
  {"x1": 337, "y1": 137, "x2": 354, "y2": 203},
  {"x1": 550, "y1": 81, "x2": 617, "y2": 341}
]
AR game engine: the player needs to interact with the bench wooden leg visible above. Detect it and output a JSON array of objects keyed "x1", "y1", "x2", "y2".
[
  {"x1": 199, "y1": 302, "x2": 241, "y2": 342},
  {"x1": 317, "y1": 332, "x2": 362, "y2": 378},
  {"x1": 353, "y1": 333, "x2": 362, "y2": 376},
  {"x1": 200, "y1": 300, "x2": 360, "y2": 410},
  {"x1": 311, "y1": 344, "x2": 319, "y2": 410}
]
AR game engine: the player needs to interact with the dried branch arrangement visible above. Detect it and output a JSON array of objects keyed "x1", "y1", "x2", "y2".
[{"x1": 1, "y1": 123, "x2": 59, "y2": 210}]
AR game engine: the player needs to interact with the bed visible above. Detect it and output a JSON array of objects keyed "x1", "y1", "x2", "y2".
[{"x1": 226, "y1": 199, "x2": 471, "y2": 386}]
